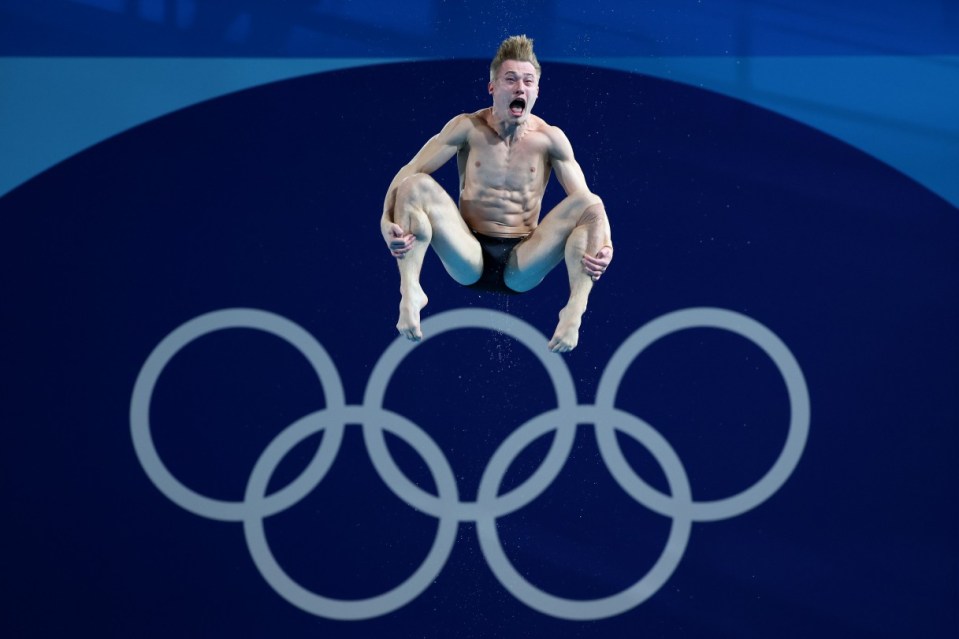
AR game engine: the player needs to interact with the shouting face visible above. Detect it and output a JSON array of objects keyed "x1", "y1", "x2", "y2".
[{"x1": 489, "y1": 60, "x2": 539, "y2": 125}]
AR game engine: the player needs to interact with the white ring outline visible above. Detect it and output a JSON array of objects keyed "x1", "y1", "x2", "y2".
[
  {"x1": 129, "y1": 308, "x2": 346, "y2": 521},
  {"x1": 595, "y1": 307, "x2": 811, "y2": 522},
  {"x1": 130, "y1": 306, "x2": 810, "y2": 620},
  {"x1": 362, "y1": 309, "x2": 579, "y2": 521},
  {"x1": 475, "y1": 406, "x2": 693, "y2": 621},
  {"x1": 242, "y1": 406, "x2": 459, "y2": 620}
]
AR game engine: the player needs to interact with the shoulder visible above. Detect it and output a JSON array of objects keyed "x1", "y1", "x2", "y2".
[
  {"x1": 464, "y1": 108, "x2": 495, "y2": 133},
  {"x1": 528, "y1": 113, "x2": 552, "y2": 130},
  {"x1": 467, "y1": 107, "x2": 491, "y2": 121},
  {"x1": 534, "y1": 117, "x2": 566, "y2": 142},
  {"x1": 435, "y1": 110, "x2": 486, "y2": 142},
  {"x1": 532, "y1": 118, "x2": 574, "y2": 159},
  {"x1": 440, "y1": 109, "x2": 488, "y2": 142}
]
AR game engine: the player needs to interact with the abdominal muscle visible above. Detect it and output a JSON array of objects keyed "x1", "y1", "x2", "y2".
[{"x1": 459, "y1": 194, "x2": 541, "y2": 238}]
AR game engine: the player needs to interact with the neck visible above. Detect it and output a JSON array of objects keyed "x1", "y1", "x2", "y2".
[{"x1": 487, "y1": 108, "x2": 528, "y2": 142}]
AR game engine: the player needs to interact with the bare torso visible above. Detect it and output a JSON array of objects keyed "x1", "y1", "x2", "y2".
[{"x1": 456, "y1": 108, "x2": 554, "y2": 238}]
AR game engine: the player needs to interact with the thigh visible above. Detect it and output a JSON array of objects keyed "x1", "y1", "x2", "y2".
[
  {"x1": 432, "y1": 204, "x2": 485, "y2": 286},
  {"x1": 400, "y1": 174, "x2": 483, "y2": 285},
  {"x1": 504, "y1": 193, "x2": 599, "y2": 292}
]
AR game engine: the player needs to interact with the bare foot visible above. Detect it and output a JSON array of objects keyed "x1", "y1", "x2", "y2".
[
  {"x1": 547, "y1": 305, "x2": 584, "y2": 353},
  {"x1": 397, "y1": 285, "x2": 428, "y2": 341}
]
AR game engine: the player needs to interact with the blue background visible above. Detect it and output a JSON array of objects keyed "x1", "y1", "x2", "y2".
[{"x1": 1, "y1": 1, "x2": 957, "y2": 637}]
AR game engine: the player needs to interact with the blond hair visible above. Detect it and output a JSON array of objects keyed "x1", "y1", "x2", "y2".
[{"x1": 490, "y1": 34, "x2": 541, "y2": 81}]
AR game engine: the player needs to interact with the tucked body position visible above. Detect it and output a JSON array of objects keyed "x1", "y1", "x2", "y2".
[{"x1": 381, "y1": 35, "x2": 613, "y2": 353}]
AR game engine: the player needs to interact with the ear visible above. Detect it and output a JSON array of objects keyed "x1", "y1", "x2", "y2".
[{"x1": 488, "y1": 81, "x2": 494, "y2": 95}]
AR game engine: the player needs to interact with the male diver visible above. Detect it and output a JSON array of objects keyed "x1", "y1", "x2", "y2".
[{"x1": 381, "y1": 35, "x2": 613, "y2": 353}]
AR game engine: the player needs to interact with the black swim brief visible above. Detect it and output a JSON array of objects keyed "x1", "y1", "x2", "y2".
[{"x1": 466, "y1": 231, "x2": 526, "y2": 294}]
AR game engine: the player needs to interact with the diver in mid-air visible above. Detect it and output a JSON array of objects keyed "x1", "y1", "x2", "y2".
[{"x1": 381, "y1": 35, "x2": 613, "y2": 353}]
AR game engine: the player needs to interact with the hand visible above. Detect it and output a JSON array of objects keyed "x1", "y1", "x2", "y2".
[
  {"x1": 386, "y1": 223, "x2": 415, "y2": 259},
  {"x1": 582, "y1": 245, "x2": 613, "y2": 281}
]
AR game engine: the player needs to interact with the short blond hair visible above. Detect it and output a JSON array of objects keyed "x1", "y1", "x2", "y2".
[{"x1": 490, "y1": 34, "x2": 541, "y2": 81}]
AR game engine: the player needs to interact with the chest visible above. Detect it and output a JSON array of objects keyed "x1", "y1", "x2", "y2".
[{"x1": 463, "y1": 129, "x2": 550, "y2": 189}]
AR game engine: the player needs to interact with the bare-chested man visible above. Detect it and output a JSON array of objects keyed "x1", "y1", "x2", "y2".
[{"x1": 381, "y1": 35, "x2": 613, "y2": 353}]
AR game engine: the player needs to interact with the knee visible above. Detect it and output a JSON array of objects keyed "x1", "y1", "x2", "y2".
[
  {"x1": 394, "y1": 174, "x2": 442, "y2": 237},
  {"x1": 396, "y1": 173, "x2": 442, "y2": 208},
  {"x1": 576, "y1": 193, "x2": 606, "y2": 226}
]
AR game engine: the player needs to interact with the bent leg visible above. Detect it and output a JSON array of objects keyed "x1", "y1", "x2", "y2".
[
  {"x1": 505, "y1": 192, "x2": 611, "y2": 352},
  {"x1": 392, "y1": 173, "x2": 482, "y2": 340}
]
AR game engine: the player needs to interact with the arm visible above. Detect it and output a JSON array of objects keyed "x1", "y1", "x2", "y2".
[
  {"x1": 547, "y1": 125, "x2": 592, "y2": 199},
  {"x1": 548, "y1": 127, "x2": 614, "y2": 281},
  {"x1": 381, "y1": 114, "x2": 471, "y2": 256}
]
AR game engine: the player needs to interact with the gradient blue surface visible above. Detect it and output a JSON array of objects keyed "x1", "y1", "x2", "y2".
[{"x1": 2, "y1": 2, "x2": 957, "y2": 637}]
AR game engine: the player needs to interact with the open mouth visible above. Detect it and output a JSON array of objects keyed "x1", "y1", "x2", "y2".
[{"x1": 509, "y1": 98, "x2": 526, "y2": 116}]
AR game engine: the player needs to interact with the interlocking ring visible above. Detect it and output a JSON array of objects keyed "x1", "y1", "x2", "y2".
[
  {"x1": 242, "y1": 405, "x2": 459, "y2": 620},
  {"x1": 593, "y1": 308, "x2": 811, "y2": 522},
  {"x1": 130, "y1": 306, "x2": 810, "y2": 620},
  {"x1": 130, "y1": 309, "x2": 346, "y2": 522}
]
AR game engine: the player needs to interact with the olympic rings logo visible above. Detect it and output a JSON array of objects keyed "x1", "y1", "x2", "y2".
[{"x1": 130, "y1": 307, "x2": 810, "y2": 621}]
